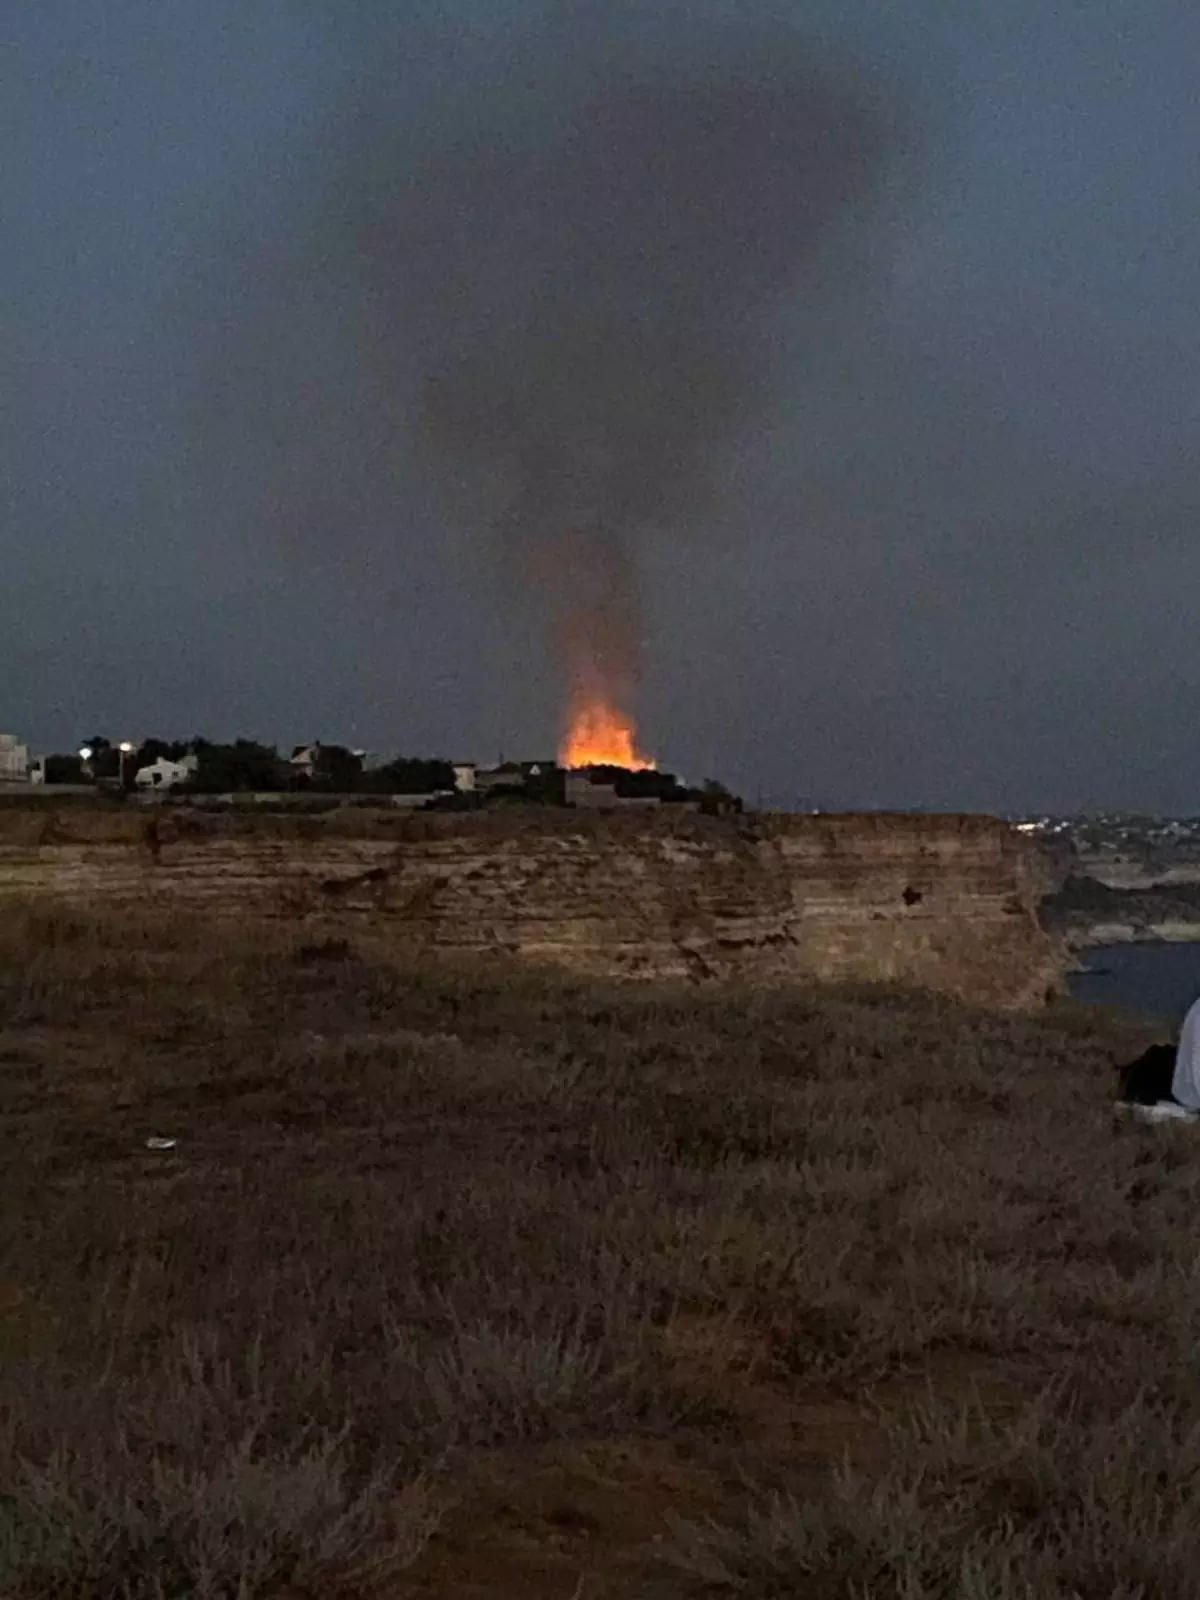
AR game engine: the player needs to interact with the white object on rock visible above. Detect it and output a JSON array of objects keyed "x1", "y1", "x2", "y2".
[
  {"x1": 144, "y1": 1136, "x2": 178, "y2": 1150},
  {"x1": 1117, "y1": 1101, "x2": 1200, "y2": 1124}
]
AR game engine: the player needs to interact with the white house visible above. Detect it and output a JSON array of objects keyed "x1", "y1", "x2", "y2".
[
  {"x1": 289, "y1": 743, "x2": 321, "y2": 779},
  {"x1": 134, "y1": 754, "x2": 198, "y2": 791},
  {"x1": 288, "y1": 742, "x2": 367, "y2": 783},
  {"x1": 0, "y1": 735, "x2": 30, "y2": 782}
]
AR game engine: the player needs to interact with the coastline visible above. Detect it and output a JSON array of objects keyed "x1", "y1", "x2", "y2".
[
  {"x1": 1041, "y1": 872, "x2": 1200, "y2": 957},
  {"x1": 1066, "y1": 921, "x2": 1200, "y2": 953}
]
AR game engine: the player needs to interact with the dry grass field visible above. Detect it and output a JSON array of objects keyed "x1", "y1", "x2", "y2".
[{"x1": 1, "y1": 902, "x2": 1196, "y2": 1598}]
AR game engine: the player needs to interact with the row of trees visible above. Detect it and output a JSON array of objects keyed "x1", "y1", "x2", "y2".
[{"x1": 51, "y1": 738, "x2": 457, "y2": 796}]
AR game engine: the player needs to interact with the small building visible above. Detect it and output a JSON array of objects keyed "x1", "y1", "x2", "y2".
[
  {"x1": 474, "y1": 761, "x2": 525, "y2": 795},
  {"x1": 0, "y1": 735, "x2": 30, "y2": 782},
  {"x1": 452, "y1": 762, "x2": 477, "y2": 792},
  {"x1": 288, "y1": 743, "x2": 366, "y2": 786},
  {"x1": 289, "y1": 743, "x2": 322, "y2": 781},
  {"x1": 566, "y1": 773, "x2": 665, "y2": 809},
  {"x1": 475, "y1": 760, "x2": 558, "y2": 794},
  {"x1": 135, "y1": 754, "x2": 198, "y2": 791},
  {"x1": 564, "y1": 766, "x2": 710, "y2": 812}
]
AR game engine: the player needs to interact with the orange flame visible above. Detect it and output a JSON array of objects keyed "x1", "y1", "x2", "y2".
[{"x1": 559, "y1": 694, "x2": 656, "y2": 770}]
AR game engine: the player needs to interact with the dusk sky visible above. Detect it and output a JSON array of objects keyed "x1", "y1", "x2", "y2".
[{"x1": 5, "y1": 2, "x2": 1199, "y2": 812}]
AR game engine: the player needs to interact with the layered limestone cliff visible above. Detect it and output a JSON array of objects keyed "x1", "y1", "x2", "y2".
[{"x1": 0, "y1": 805, "x2": 1063, "y2": 1008}]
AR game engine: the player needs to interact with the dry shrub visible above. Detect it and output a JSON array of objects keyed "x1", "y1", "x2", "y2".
[
  {"x1": 0, "y1": 1433, "x2": 439, "y2": 1600},
  {"x1": 0, "y1": 901, "x2": 1194, "y2": 1594},
  {"x1": 664, "y1": 1388, "x2": 1200, "y2": 1598}
]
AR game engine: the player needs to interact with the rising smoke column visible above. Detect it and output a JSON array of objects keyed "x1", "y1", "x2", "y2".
[{"x1": 344, "y1": 10, "x2": 895, "y2": 762}]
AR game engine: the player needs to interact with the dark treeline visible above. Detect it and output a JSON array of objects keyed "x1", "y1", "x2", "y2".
[{"x1": 50, "y1": 738, "x2": 457, "y2": 795}]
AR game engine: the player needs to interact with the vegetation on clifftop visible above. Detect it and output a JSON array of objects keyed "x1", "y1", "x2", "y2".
[{"x1": 0, "y1": 905, "x2": 1194, "y2": 1597}]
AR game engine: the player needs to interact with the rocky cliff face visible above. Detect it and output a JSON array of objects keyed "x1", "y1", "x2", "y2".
[{"x1": 0, "y1": 806, "x2": 1063, "y2": 1008}]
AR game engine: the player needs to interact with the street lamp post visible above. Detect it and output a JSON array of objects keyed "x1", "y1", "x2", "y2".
[{"x1": 77, "y1": 743, "x2": 135, "y2": 786}]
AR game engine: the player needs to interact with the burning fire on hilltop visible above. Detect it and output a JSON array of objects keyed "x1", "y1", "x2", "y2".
[
  {"x1": 318, "y1": 17, "x2": 893, "y2": 792},
  {"x1": 559, "y1": 691, "x2": 655, "y2": 771},
  {"x1": 549, "y1": 528, "x2": 655, "y2": 771}
]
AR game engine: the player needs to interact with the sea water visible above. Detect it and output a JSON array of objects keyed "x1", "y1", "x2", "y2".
[{"x1": 1068, "y1": 942, "x2": 1200, "y2": 1022}]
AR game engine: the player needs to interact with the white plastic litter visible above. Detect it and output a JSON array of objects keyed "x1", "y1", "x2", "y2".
[
  {"x1": 144, "y1": 1136, "x2": 178, "y2": 1150},
  {"x1": 1117, "y1": 1101, "x2": 1200, "y2": 1124}
]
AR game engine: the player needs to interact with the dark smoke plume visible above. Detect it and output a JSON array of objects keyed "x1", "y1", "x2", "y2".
[{"x1": 315, "y1": 10, "x2": 897, "y2": 743}]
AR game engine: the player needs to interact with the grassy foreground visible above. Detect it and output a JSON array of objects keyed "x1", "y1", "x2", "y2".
[{"x1": 0, "y1": 904, "x2": 1195, "y2": 1598}]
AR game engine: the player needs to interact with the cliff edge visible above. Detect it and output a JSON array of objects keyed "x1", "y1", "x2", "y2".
[{"x1": 0, "y1": 806, "x2": 1063, "y2": 1008}]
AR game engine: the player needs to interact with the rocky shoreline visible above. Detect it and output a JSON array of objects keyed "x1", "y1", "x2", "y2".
[{"x1": 1041, "y1": 874, "x2": 1200, "y2": 951}]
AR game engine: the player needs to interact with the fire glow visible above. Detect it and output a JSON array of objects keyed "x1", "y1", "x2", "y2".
[{"x1": 559, "y1": 694, "x2": 656, "y2": 771}]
